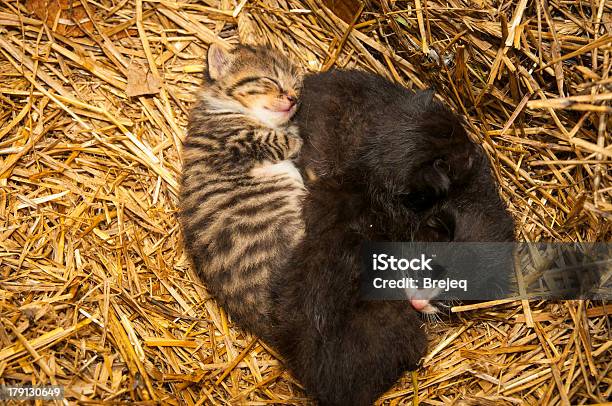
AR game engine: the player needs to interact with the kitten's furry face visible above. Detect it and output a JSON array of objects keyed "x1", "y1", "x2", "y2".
[{"x1": 204, "y1": 44, "x2": 302, "y2": 128}]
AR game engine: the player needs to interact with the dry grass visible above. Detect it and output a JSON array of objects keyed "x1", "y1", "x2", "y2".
[{"x1": 0, "y1": 0, "x2": 610, "y2": 404}]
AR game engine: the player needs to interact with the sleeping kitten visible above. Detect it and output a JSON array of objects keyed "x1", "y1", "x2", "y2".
[
  {"x1": 268, "y1": 70, "x2": 515, "y2": 405},
  {"x1": 295, "y1": 70, "x2": 515, "y2": 314},
  {"x1": 179, "y1": 44, "x2": 304, "y2": 337}
]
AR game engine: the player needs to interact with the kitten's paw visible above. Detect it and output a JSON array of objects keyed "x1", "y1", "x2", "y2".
[
  {"x1": 251, "y1": 160, "x2": 304, "y2": 184},
  {"x1": 285, "y1": 135, "x2": 303, "y2": 158},
  {"x1": 304, "y1": 167, "x2": 319, "y2": 182}
]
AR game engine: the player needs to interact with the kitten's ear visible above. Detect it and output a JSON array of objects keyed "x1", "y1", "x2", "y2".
[
  {"x1": 417, "y1": 208, "x2": 456, "y2": 242},
  {"x1": 207, "y1": 43, "x2": 231, "y2": 80},
  {"x1": 414, "y1": 89, "x2": 435, "y2": 106}
]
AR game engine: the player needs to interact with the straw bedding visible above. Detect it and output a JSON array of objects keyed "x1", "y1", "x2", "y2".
[{"x1": 0, "y1": 0, "x2": 610, "y2": 404}]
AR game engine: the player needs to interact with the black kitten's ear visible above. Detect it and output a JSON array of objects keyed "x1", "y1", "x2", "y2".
[
  {"x1": 207, "y1": 43, "x2": 231, "y2": 80},
  {"x1": 413, "y1": 89, "x2": 435, "y2": 107},
  {"x1": 416, "y1": 209, "x2": 456, "y2": 242},
  {"x1": 425, "y1": 158, "x2": 451, "y2": 196}
]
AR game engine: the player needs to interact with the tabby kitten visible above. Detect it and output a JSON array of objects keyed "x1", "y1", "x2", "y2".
[{"x1": 179, "y1": 44, "x2": 305, "y2": 337}]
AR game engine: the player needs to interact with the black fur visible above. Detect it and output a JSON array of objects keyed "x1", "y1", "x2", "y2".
[
  {"x1": 268, "y1": 177, "x2": 428, "y2": 406},
  {"x1": 295, "y1": 70, "x2": 476, "y2": 209},
  {"x1": 266, "y1": 70, "x2": 515, "y2": 406}
]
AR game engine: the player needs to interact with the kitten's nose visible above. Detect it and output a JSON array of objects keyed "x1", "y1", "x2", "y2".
[
  {"x1": 410, "y1": 298, "x2": 429, "y2": 311},
  {"x1": 285, "y1": 94, "x2": 297, "y2": 106}
]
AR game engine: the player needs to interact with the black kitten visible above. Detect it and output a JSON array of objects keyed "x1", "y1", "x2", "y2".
[
  {"x1": 296, "y1": 70, "x2": 515, "y2": 313},
  {"x1": 267, "y1": 70, "x2": 515, "y2": 405}
]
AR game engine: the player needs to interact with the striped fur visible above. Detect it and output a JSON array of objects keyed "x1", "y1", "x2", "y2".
[{"x1": 179, "y1": 45, "x2": 305, "y2": 336}]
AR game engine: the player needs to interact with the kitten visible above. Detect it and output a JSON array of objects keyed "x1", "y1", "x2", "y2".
[
  {"x1": 295, "y1": 70, "x2": 515, "y2": 314},
  {"x1": 268, "y1": 70, "x2": 515, "y2": 405},
  {"x1": 179, "y1": 44, "x2": 305, "y2": 338}
]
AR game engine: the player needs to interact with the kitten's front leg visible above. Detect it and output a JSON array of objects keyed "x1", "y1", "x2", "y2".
[
  {"x1": 284, "y1": 133, "x2": 303, "y2": 160},
  {"x1": 250, "y1": 128, "x2": 304, "y2": 184},
  {"x1": 253, "y1": 127, "x2": 302, "y2": 162},
  {"x1": 281, "y1": 125, "x2": 303, "y2": 159}
]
